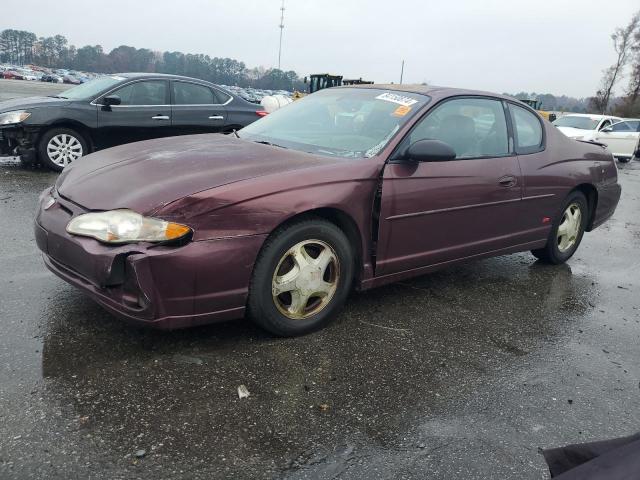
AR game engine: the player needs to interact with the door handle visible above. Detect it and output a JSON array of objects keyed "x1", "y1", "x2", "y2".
[
  {"x1": 152, "y1": 115, "x2": 170, "y2": 120},
  {"x1": 498, "y1": 175, "x2": 517, "y2": 188},
  {"x1": 209, "y1": 115, "x2": 224, "y2": 120}
]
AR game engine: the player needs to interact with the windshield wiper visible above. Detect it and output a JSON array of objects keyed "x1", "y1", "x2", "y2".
[
  {"x1": 49, "y1": 95, "x2": 67, "y2": 99},
  {"x1": 253, "y1": 140, "x2": 287, "y2": 149}
]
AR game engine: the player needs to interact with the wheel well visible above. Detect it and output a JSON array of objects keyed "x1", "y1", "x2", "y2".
[
  {"x1": 573, "y1": 183, "x2": 598, "y2": 231},
  {"x1": 277, "y1": 208, "x2": 364, "y2": 284},
  {"x1": 39, "y1": 121, "x2": 94, "y2": 152}
]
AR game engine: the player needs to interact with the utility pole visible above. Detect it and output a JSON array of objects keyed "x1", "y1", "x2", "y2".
[
  {"x1": 278, "y1": 0, "x2": 285, "y2": 70},
  {"x1": 400, "y1": 60, "x2": 405, "y2": 84}
]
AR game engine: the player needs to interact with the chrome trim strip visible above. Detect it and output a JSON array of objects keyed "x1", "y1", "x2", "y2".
[{"x1": 386, "y1": 193, "x2": 556, "y2": 221}]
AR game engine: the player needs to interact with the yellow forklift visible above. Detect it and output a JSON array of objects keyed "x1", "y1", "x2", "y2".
[{"x1": 519, "y1": 99, "x2": 557, "y2": 122}]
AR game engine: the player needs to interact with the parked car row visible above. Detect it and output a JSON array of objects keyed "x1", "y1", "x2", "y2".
[
  {"x1": 1, "y1": 64, "x2": 100, "y2": 84},
  {"x1": 0, "y1": 73, "x2": 267, "y2": 170},
  {"x1": 219, "y1": 84, "x2": 292, "y2": 104},
  {"x1": 553, "y1": 113, "x2": 640, "y2": 162},
  {"x1": 1, "y1": 64, "x2": 295, "y2": 104}
]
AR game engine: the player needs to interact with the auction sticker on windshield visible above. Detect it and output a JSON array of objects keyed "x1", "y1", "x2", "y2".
[
  {"x1": 392, "y1": 105, "x2": 412, "y2": 117},
  {"x1": 376, "y1": 92, "x2": 419, "y2": 107}
]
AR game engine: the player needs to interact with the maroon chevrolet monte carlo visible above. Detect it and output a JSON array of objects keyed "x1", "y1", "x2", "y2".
[{"x1": 34, "y1": 85, "x2": 621, "y2": 336}]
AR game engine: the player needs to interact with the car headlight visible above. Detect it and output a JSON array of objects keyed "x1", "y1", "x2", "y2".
[
  {"x1": 66, "y1": 209, "x2": 191, "y2": 244},
  {"x1": 0, "y1": 110, "x2": 31, "y2": 126}
]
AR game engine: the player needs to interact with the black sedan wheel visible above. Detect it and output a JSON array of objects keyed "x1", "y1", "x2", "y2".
[
  {"x1": 531, "y1": 191, "x2": 588, "y2": 265},
  {"x1": 38, "y1": 128, "x2": 88, "y2": 171},
  {"x1": 248, "y1": 217, "x2": 353, "y2": 336}
]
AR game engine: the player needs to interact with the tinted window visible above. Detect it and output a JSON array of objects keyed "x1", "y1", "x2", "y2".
[
  {"x1": 213, "y1": 89, "x2": 231, "y2": 104},
  {"x1": 630, "y1": 121, "x2": 640, "y2": 132},
  {"x1": 509, "y1": 104, "x2": 543, "y2": 150},
  {"x1": 610, "y1": 121, "x2": 632, "y2": 132},
  {"x1": 408, "y1": 97, "x2": 508, "y2": 158},
  {"x1": 112, "y1": 81, "x2": 167, "y2": 105},
  {"x1": 173, "y1": 82, "x2": 215, "y2": 105}
]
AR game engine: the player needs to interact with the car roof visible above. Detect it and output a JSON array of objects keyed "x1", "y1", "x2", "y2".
[
  {"x1": 116, "y1": 72, "x2": 213, "y2": 83},
  {"x1": 342, "y1": 83, "x2": 518, "y2": 102}
]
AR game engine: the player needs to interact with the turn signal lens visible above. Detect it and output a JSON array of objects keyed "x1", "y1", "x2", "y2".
[
  {"x1": 255, "y1": 110, "x2": 269, "y2": 117},
  {"x1": 66, "y1": 209, "x2": 192, "y2": 244}
]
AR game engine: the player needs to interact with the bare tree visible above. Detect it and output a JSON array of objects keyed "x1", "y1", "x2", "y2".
[{"x1": 593, "y1": 11, "x2": 640, "y2": 114}]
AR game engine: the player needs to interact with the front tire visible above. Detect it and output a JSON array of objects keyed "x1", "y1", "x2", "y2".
[
  {"x1": 531, "y1": 191, "x2": 588, "y2": 265},
  {"x1": 247, "y1": 218, "x2": 354, "y2": 336},
  {"x1": 38, "y1": 128, "x2": 88, "y2": 172}
]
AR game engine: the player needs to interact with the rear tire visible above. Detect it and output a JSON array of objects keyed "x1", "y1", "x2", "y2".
[
  {"x1": 617, "y1": 157, "x2": 631, "y2": 163},
  {"x1": 531, "y1": 191, "x2": 588, "y2": 265},
  {"x1": 38, "y1": 127, "x2": 88, "y2": 172},
  {"x1": 247, "y1": 217, "x2": 354, "y2": 337}
]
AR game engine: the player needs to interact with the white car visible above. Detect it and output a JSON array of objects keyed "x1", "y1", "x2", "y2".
[
  {"x1": 586, "y1": 119, "x2": 640, "y2": 162},
  {"x1": 553, "y1": 114, "x2": 622, "y2": 140}
]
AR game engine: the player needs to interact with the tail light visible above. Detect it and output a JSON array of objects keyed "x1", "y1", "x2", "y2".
[{"x1": 255, "y1": 110, "x2": 269, "y2": 117}]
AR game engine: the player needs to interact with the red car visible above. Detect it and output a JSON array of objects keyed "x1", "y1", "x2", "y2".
[
  {"x1": 35, "y1": 85, "x2": 621, "y2": 336},
  {"x1": 2, "y1": 70, "x2": 22, "y2": 80}
]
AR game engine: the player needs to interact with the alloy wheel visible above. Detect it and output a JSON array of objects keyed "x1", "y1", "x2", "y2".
[
  {"x1": 271, "y1": 239, "x2": 340, "y2": 320},
  {"x1": 47, "y1": 133, "x2": 83, "y2": 167},
  {"x1": 557, "y1": 203, "x2": 582, "y2": 252}
]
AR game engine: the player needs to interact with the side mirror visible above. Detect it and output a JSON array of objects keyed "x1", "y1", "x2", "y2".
[
  {"x1": 102, "y1": 95, "x2": 121, "y2": 106},
  {"x1": 601, "y1": 126, "x2": 613, "y2": 133},
  {"x1": 404, "y1": 139, "x2": 456, "y2": 162}
]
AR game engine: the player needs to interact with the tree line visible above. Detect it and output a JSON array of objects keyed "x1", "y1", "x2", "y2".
[
  {"x1": 590, "y1": 10, "x2": 640, "y2": 117},
  {"x1": 0, "y1": 29, "x2": 305, "y2": 91}
]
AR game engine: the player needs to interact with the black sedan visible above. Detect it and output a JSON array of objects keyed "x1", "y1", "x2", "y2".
[{"x1": 0, "y1": 73, "x2": 267, "y2": 171}]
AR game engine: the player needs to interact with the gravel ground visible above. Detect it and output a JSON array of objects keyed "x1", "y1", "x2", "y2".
[
  {"x1": 1, "y1": 80, "x2": 639, "y2": 479},
  {"x1": 0, "y1": 78, "x2": 68, "y2": 102}
]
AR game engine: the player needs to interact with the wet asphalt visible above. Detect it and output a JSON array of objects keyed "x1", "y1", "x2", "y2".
[{"x1": 1, "y1": 81, "x2": 640, "y2": 479}]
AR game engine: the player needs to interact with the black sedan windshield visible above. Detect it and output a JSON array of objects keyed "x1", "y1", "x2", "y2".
[
  {"x1": 240, "y1": 88, "x2": 429, "y2": 158},
  {"x1": 59, "y1": 76, "x2": 125, "y2": 100}
]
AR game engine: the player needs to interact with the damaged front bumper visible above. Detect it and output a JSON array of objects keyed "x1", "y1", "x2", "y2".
[
  {"x1": 34, "y1": 188, "x2": 267, "y2": 329},
  {"x1": 0, "y1": 124, "x2": 39, "y2": 164}
]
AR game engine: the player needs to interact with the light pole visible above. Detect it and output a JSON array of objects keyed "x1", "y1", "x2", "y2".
[{"x1": 278, "y1": 0, "x2": 285, "y2": 70}]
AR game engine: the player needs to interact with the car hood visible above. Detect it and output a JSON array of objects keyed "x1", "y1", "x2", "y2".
[
  {"x1": 555, "y1": 126, "x2": 593, "y2": 139},
  {"x1": 57, "y1": 134, "x2": 343, "y2": 213},
  {"x1": 0, "y1": 96, "x2": 71, "y2": 113}
]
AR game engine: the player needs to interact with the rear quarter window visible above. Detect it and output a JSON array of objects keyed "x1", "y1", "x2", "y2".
[{"x1": 509, "y1": 104, "x2": 543, "y2": 153}]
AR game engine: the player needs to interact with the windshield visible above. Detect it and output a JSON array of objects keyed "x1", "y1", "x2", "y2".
[
  {"x1": 239, "y1": 88, "x2": 429, "y2": 158},
  {"x1": 57, "y1": 76, "x2": 125, "y2": 100},
  {"x1": 553, "y1": 116, "x2": 600, "y2": 130}
]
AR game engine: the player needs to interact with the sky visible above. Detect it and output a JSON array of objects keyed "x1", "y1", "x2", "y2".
[{"x1": 3, "y1": 0, "x2": 639, "y2": 98}]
